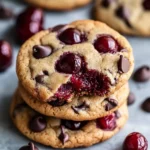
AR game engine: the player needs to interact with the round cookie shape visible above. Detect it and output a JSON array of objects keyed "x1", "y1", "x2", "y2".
[
  {"x1": 23, "y1": 0, "x2": 91, "y2": 11},
  {"x1": 95, "y1": 0, "x2": 150, "y2": 36},
  {"x1": 10, "y1": 92, "x2": 128, "y2": 148},
  {"x1": 17, "y1": 20, "x2": 134, "y2": 103},
  {"x1": 19, "y1": 83, "x2": 129, "y2": 121}
]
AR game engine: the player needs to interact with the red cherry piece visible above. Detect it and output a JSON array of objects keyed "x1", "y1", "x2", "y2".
[
  {"x1": 58, "y1": 28, "x2": 85, "y2": 45},
  {"x1": 96, "y1": 113, "x2": 117, "y2": 131},
  {"x1": 94, "y1": 35, "x2": 119, "y2": 53},
  {"x1": 0, "y1": 40, "x2": 12, "y2": 72},
  {"x1": 55, "y1": 53, "x2": 82, "y2": 74},
  {"x1": 123, "y1": 132, "x2": 148, "y2": 150}
]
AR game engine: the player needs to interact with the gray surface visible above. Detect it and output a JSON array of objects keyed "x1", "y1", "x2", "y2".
[{"x1": 0, "y1": 0, "x2": 150, "y2": 150}]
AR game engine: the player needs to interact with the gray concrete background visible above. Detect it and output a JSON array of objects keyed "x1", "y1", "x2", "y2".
[{"x1": 0, "y1": 0, "x2": 150, "y2": 149}]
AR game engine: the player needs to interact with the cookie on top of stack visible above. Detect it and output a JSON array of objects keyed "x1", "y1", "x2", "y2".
[{"x1": 10, "y1": 20, "x2": 134, "y2": 148}]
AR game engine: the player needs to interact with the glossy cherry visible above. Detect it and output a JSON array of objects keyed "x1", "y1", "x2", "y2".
[
  {"x1": 0, "y1": 40, "x2": 12, "y2": 72},
  {"x1": 96, "y1": 113, "x2": 117, "y2": 131},
  {"x1": 123, "y1": 132, "x2": 148, "y2": 150},
  {"x1": 58, "y1": 28, "x2": 85, "y2": 45},
  {"x1": 94, "y1": 35, "x2": 119, "y2": 53},
  {"x1": 16, "y1": 7, "x2": 44, "y2": 43}
]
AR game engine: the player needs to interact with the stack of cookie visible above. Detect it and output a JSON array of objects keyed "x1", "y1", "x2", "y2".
[{"x1": 10, "y1": 20, "x2": 134, "y2": 148}]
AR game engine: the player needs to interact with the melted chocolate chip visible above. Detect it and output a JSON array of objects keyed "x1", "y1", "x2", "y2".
[
  {"x1": 127, "y1": 92, "x2": 135, "y2": 105},
  {"x1": 19, "y1": 142, "x2": 39, "y2": 150},
  {"x1": 61, "y1": 120, "x2": 87, "y2": 130},
  {"x1": 118, "y1": 55, "x2": 130, "y2": 73},
  {"x1": 116, "y1": 6, "x2": 132, "y2": 28},
  {"x1": 101, "y1": 0, "x2": 114, "y2": 8},
  {"x1": 33, "y1": 45, "x2": 52, "y2": 59},
  {"x1": 29, "y1": 115, "x2": 47, "y2": 132},
  {"x1": 0, "y1": 5, "x2": 14, "y2": 19},
  {"x1": 105, "y1": 98, "x2": 118, "y2": 111},
  {"x1": 52, "y1": 24, "x2": 66, "y2": 33},
  {"x1": 71, "y1": 102, "x2": 89, "y2": 114},
  {"x1": 58, "y1": 125, "x2": 69, "y2": 144},
  {"x1": 114, "y1": 110, "x2": 121, "y2": 119},
  {"x1": 143, "y1": 0, "x2": 150, "y2": 10},
  {"x1": 142, "y1": 98, "x2": 150, "y2": 112},
  {"x1": 35, "y1": 75, "x2": 45, "y2": 84},
  {"x1": 133, "y1": 66, "x2": 150, "y2": 82},
  {"x1": 48, "y1": 98, "x2": 67, "y2": 107}
]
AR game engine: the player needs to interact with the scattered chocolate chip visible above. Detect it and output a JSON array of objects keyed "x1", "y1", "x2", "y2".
[
  {"x1": 48, "y1": 98, "x2": 67, "y2": 107},
  {"x1": 71, "y1": 102, "x2": 89, "y2": 114},
  {"x1": 105, "y1": 98, "x2": 118, "y2": 111},
  {"x1": 118, "y1": 55, "x2": 130, "y2": 73},
  {"x1": 101, "y1": 0, "x2": 114, "y2": 8},
  {"x1": 114, "y1": 110, "x2": 121, "y2": 119},
  {"x1": 115, "y1": 6, "x2": 132, "y2": 28},
  {"x1": 13, "y1": 103, "x2": 27, "y2": 118},
  {"x1": 143, "y1": 0, "x2": 150, "y2": 10},
  {"x1": 127, "y1": 92, "x2": 135, "y2": 105},
  {"x1": 43, "y1": 70, "x2": 49, "y2": 76},
  {"x1": 142, "y1": 98, "x2": 150, "y2": 112},
  {"x1": 52, "y1": 24, "x2": 66, "y2": 33},
  {"x1": 29, "y1": 115, "x2": 47, "y2": 132},
  {"x1": 61, "y1": 120, "x2": 87, "y2": 130},
  {"x1": 35, "y1": 75, "x2": 45, "y2": 84},
  {"x1": 0, "y1": 5, "x2": 14, "y2": 19},
  {"x1": 19, "y1": 142, "x2": 39, "y2": 150},
  {"x1": 33, "y1": 45, "x2": 52, "y2": 59},
  {"x1": 58, "y1": 125, "x2": 69, "y2": 144},
  {"x1": 133, "y1": 66, "x2": 150, "y2": 82}
]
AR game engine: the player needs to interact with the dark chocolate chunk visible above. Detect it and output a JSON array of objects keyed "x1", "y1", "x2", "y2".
[
  {"x1": 19, "y1": 142, "x2": 39, "y2": 150},
  {"x1": 127, "y1": 92, "x2": 135, "y2": 105},
  {"x1": 105, "y1": 98, "x2": 118, "y2": 111},
  {"x1": 35, "y1": 75, "x2": 45, "y2": 84},
  {"x1": 33, "y1": 45, "x2": 52, "y2": 59},
  {"x1": 133, "y1": 66, "x2": 150, "y2": 82},
  {"x1": 48, "y1": 98, "x2": 67, "y2": 107},
  {"x1": 142, "y1": 98, "x2": 150, "y2": 112},
  {"x1": 29, "y1": 115, "x2": 47, "y2": 132},
  {"x1": 115, "y1": 6, "x2": 132, "y2": 28},
  {"x1": 118, "y1": 55, "x2": 130, "y2": 73},
  {"x1": 101, "y1": 0, "x2": 114, "y2": 8},
  {"x1": 52, "y1": 24, "x2": 66, "y2": 33},
  {"x1": 71, "y1": 101, "x2": 89, "y2": 114},
  {"x1": 114, "y1": 110, "x2": 121, "y2": 119},
  {"x1": 143, "y1": 0, "x2": 150, "y2": 10},
  {"x1": 58, "y1": 125, "x2": 69, "y2": 144},
  {"x1": 0, "y1": 5, "x2": 14, "y2": 19}
]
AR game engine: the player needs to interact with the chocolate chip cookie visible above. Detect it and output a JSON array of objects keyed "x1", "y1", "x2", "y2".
[
  {"x1": 19, "y1": 83, "x2": 129, "y2": 121},
  {"x1": 10, "y1": 91, "x2": 128, "y2": 148},
  {"x1": 23, "y1": 0, "x2": 91, "y2": 10},
  {"x1": 17, "y1": 20, "x2": 134, "y2": 103},
  {"x1": 95, "y1": 0, "x2": 150, "y2": 36}
]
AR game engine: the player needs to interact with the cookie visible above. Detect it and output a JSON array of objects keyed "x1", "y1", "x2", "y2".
[
  {"x1": 23, "y1": 0, "x2": 91, "y2": 10},
  {"x1": 19, "y1": 83, "x2": 129, "y2": 121},
  {"x1": 10, "y1": 91, "x2": 128, "y2": 148},
  {"x1": 94, "y1": 0, "x2": 150, "y2": 36},
  {"x1": 16, "y1": 20, "x2": 134, "y2": 103}
]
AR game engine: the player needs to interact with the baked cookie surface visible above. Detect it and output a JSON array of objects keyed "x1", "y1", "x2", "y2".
[
  {"x1": 17, "y1": 20, "x2": 134, "y2": 103},
  {"x1": 10, "y1": 91, "x2": 128, "y2": 148},
  {"x1": 19, "y1": 83, "x2": 129, "y2": 121},
  {"x1": 95, "y1": 0, "x2": 150, "y2": 36},
  {"x1": 23, "y1": 0, "x2": 91, "y2": 10}
]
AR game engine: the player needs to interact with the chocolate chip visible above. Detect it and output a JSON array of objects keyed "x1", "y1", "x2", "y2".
[
  {"x1": 101, "y1": 0, "x2": 114, "y2": 8},
  {"x1": 114, "y1": 110, "x2": 121, "y2": 119},
  {"x1": 0, "y1": 5, "x2": 14, "y2": 19},
  {"x1": 127, "y1": 92, "x2": 135, "y2": 105},
  {"x1": 35, "y1": 75, "x2": 45, "y2": 84},
  {"x1": 143, "y1": 0, "x2": 150, "y2": 10},
  {"x1": 43, "y1": 70, "x2": 49, "y2": 75},
  {"x1": 29, "y1": 115, "x2": 47, "y2": 132},
  {"x1": 19, "y1": 142, "x2": 39, "y2": 150},
  {"x1": 48, "y1": 98, "x2": 67, "y2": 107},
  {"x1": 142, "y1": 98, "x2": 150, "y2": 112},
  {"x1": 133, "y1": 66, "x2": 150, "y2": 82},
  {"x1": 71, "y1": 102, "x2": 89, "y2": 114},
  {"x1": 33, "y1": 45, "x2": 52, "y2": 59},
  {"x1": 13, "y1": 103, "x2": 27, "y2": 118},
  {"x1": 105, "y1": 98, "x2": 118, "y2": 111},
  {"x1": 52, "y1": 24, "x2": 66, "y2": 33},
  {"x1": 116, "y1": 6, "x2": 132, "y2": 28},
  {"x1": 118, "y1": 55, "x2": 130, "y2": 73},
  {"x1": 58, "y1": 125, "x2": 69, "y2": 144}
]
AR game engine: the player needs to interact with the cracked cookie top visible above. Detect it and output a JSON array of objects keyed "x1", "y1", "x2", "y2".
[{"x1": 17, "y1": 20, "x2": 134, "y2": 102}]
